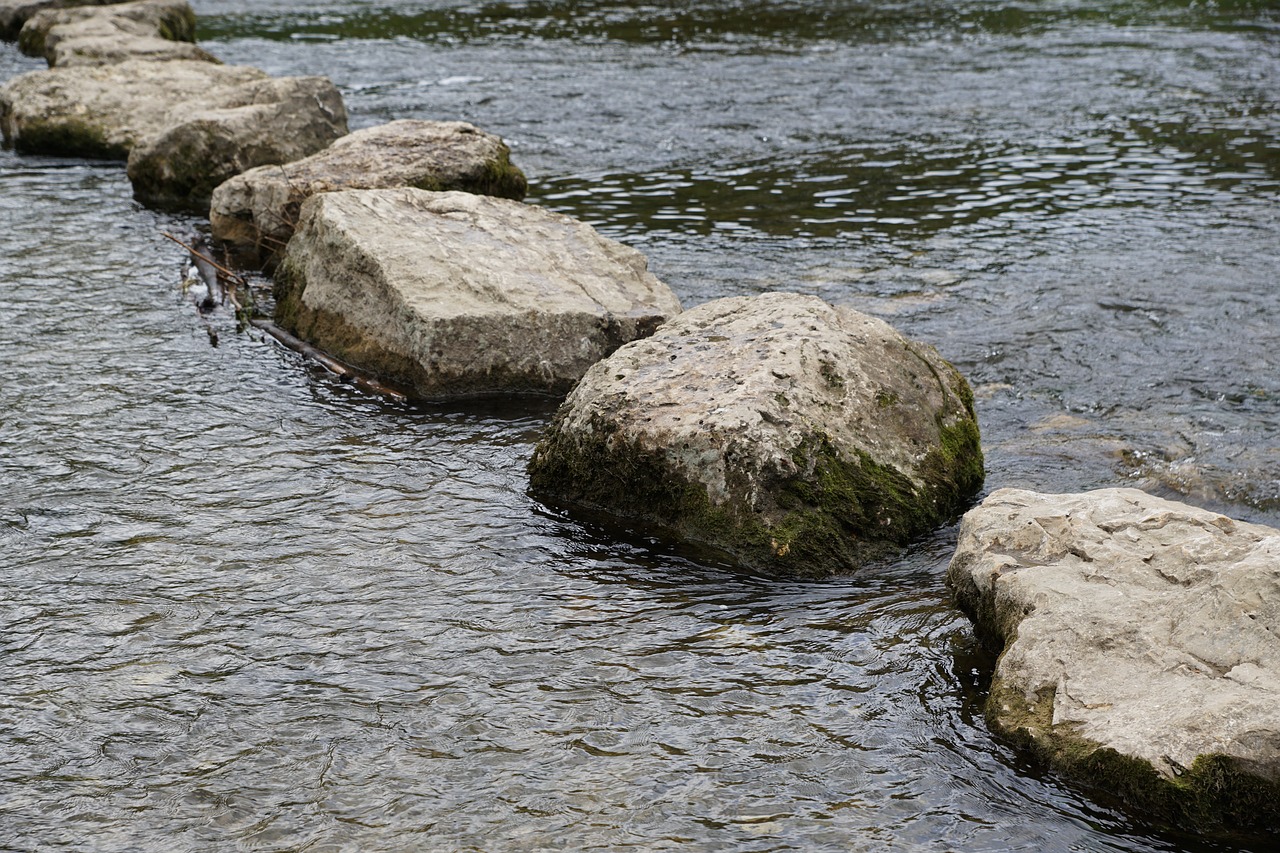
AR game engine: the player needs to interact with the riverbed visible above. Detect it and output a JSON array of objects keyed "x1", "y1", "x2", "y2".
[{"x1": 1, "y1": 1, "x2": 1277, "y2": 850}]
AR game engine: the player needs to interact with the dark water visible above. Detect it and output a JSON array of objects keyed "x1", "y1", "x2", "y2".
[{"x1": 1, "y1": 1, "x2": 1277, "y2": 850}]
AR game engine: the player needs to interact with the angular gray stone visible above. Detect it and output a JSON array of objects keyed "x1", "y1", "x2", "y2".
[
  {"x1": 947, "y1": 487, "x2": 1280, "y2": 833},
  {"x1": 126, "y1": 75, "x2": 348, "y2": 212},
  {"x1": 0, "y1": 60, "x2": 347, "y2": 210},
  {"x1": 273, "y1": 188, "x2": 683, "y2": 399},
  {"x1": 0, "y1": 0, "x2": 117, "y2": 40},
  {"x1": 528, "y1": 292, "x2": 984, "y2": 577},
  {"x1": 18, "y1": 0, "x2": 212, "y2": 67},
  {"x1": 0, "y1": 60, "x2": 268, "y2": 158},
  {"x1": 210, "y1": 119, "x2": 527, "y2": 267}
]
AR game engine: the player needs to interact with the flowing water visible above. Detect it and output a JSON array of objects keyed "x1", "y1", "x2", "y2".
[{"x1": 2, "y1": 1, "x2": 1278, "y2": 850}]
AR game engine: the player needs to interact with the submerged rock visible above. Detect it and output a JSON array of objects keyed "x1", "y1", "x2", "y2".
[
  {"x1": 127, "y1": 75, "x2": 347, "y2": 212},
  {"x1": 528, "y1": 292, "x2": 984, "y2": 577},
  {"x1": 18, "y1": 0, "x2": 212, "y2": 67},
  {"x1": 273, "y1": 188, "x2": 682, "y2": 398},
  {"x1": 947, "y1": 487, "x2": 1280, "y2": 833},
  {"x1": 210, "y1": 119, "x2": 527, "y2": 267},
  {"x1": 0, "y1": 0, "x2": 116, "y2": 40}
]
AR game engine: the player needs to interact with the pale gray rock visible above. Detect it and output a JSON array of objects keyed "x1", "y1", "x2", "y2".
[
  {"x1": 0, "y1": 60, "x2": 268, "y2": 158},
  {"x1": 0, "y1": 0, "x2": 117, "y2": 39},
  {"x1": 210, "y1": 120, "x2": 527, "y2": 267},
  {"x1": 528, "y1": 292, "x2": 984, "y2": 577},
  {"x1": 18, "y1": 0, "x2": 212, "y2": 67},
  {"x1": 273, "y1": 188, "x2": 682, "y2": 399},
  {"x1": 0, "y1": 61, "x2": 347, "y2": 210},
  {"x1": 948, "y1": 487, "x2": 1280, "y2": 832},
  {"x1": 127, "y1": 75, "x2": 348, "y2": 211}
]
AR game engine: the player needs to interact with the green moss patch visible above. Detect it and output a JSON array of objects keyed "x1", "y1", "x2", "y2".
[{"x1": 988, "y1": 677, "x2": 1280, "y2": 835}]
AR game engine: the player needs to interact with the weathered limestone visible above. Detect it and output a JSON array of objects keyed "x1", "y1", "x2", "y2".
[
  {"x1": 0, "y1": 60, "x2": 268, "y2": 158},
  {"x1": 210, "y1": 120, "x2": 527, "y2": 266},
  {"x1": 947, "y1": 487, "x2": 1280, "y2": 833},
  {"x1": 127, "y1": 75, "x2": 348, "y2": 211},
  {"x1": 18, "y1": 0, "x2": 213, "y2": 67},
  {"x1": 0, "y1": 61, "x2": 347, "y2": 210},
  {"x1": 528, "y1": 292, "x2": 984, "y2": 576},
  {"x1": 273, "y1": 188, "x2": 683, "y2": 398},
  {"x1": 0, "y1": 0, "x2": 117, "y2": 40}
]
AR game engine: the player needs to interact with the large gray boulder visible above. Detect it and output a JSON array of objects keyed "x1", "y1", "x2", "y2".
[
  {"x1": 273, "y1": 188, "x2": 683, "y2": 398},
  {"x1": 947, "y1": 487, "x2": 1280, "y2": 833},
  {"x1": 0, "y1": 0, "x2": 116, "y2": 40},
  {"x1": 210, "y1": 119, "x2": 527, "y2": 267},
  {"x1": 0, "y1": 61, "x2": 347, "y2": 210},
  {"x1": 127, "y1": 75, "x2": 348, "y2": 211},
  {"x1": 18, "y1": 0, "x2": 214, "y2": 68},
  {"x1": 528, "y1": 292, "x2": 984, "y2": 577}
]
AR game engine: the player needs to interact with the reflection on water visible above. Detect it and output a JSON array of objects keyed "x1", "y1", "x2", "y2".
[{"x1": 2, "y1": 0, "x2": 1278, "y2": 850}]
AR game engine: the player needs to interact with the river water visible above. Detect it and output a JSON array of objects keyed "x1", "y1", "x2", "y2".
[{"x1": 1, "y1": 1, "x2": 1277, "y2": 850}]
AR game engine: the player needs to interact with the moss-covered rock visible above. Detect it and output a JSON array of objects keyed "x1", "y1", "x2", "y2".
[
  {"x1": 528, "y1": 292, "x2": 984, "y2": 577},
  {"x1": 210, "y1": 120, "x2": 527, "y2": 268},
  {"x1": 948, "y1": 487, "x2": 1280, "y2": 835}
]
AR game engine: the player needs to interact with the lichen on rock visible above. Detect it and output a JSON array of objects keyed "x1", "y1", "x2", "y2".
[
  {"x1": 947, "y1": 487, "x2": 1280, "y2": 834},
  {"x1": 527, "y1": 292, "x2": 984, "y2": 577}
]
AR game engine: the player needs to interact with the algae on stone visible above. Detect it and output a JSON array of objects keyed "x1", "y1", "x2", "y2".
[{"x1": 528, "y1": 292, "x2": 985, "y2": 577}]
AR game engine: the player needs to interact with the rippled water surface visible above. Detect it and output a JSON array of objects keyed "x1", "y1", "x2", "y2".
[{"x1": 2, "y1": 1, "x2": 1278, "y2": 850}]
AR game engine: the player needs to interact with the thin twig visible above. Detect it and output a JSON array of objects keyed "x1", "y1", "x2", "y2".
[{"x1": 162, "y1": 231, "x2": 249, "y2": 290}]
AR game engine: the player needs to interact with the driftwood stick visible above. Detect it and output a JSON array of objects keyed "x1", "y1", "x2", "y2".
[
  {"x1": 168, "y1": 231, "x2": 408, "y2": 402},
  {"x1": 249, "y1": 318, "x2": 409, "y2": 402},
  {"x1": 162, "y1": 232, "x2": 248, "y2": 290}
]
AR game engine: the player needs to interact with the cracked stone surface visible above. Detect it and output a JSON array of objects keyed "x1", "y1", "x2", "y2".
[
  {"x1": 273, "y1": 187, "x2": 682, "y2": 398},
  {"x1": 948, "y1": 487, "x2": 1280, "y2": 819}
]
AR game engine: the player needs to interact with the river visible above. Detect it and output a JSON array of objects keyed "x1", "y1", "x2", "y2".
[{"x1": 1, "y1": 1, "x2": 1277, "y2": 850}]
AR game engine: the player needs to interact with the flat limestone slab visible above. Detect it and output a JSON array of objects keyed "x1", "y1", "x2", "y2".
[
  {"x1": 211, "y1": 119, "x2": 527, "y2": 266},
  {"x1": 273, "y1": 188, "x2": 683, "y2": 398},
  {"x1": 528, "y1": 292, "x2": 984, "y2": 576},
  {"x1": 0, "y1": 59, "x2": 269, "y2": 158},
  {"x1": 948, "y1": 487, "x2": 1280, "y2": 833},
  {"x1": 0, "y1": 0, "x2": 116, "y2": 40},
  {"x1": 18, "y1": 0, "x2": 212, "y2": 67}
]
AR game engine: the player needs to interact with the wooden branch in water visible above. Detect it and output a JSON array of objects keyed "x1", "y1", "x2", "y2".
[
  {"x1": 168, "y1": 230, "x2": 409, "y2": 402},
  {"x1": 249, "y1": 318, "x2": 409, "y2": 402}
]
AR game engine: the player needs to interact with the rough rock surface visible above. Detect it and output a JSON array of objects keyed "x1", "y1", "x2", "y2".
[
  {"x1": 210, "y1": 119, "x2": 527, "y2": 266},
  {"x1": 18, "y1": 0, "x2": 213, "y2": 67},
  {"x1": 0, "y1": 0, "x2": 116, "y2": 40},
  {"x1": 947, "y1": 487, "x2": 1280, "y2": 833},
  {"x1": 127, "y1": 75, "x2": 348, "y2": 211},
  {"x1": 528, "y1": 292, "x2": 984, "y2": 576},
  {"x1": 273, "y1": 188, "x2": 683, "y2": 398},
  {"x1": 0, "y1": 60, "x2": 268, "y2": 158}
]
